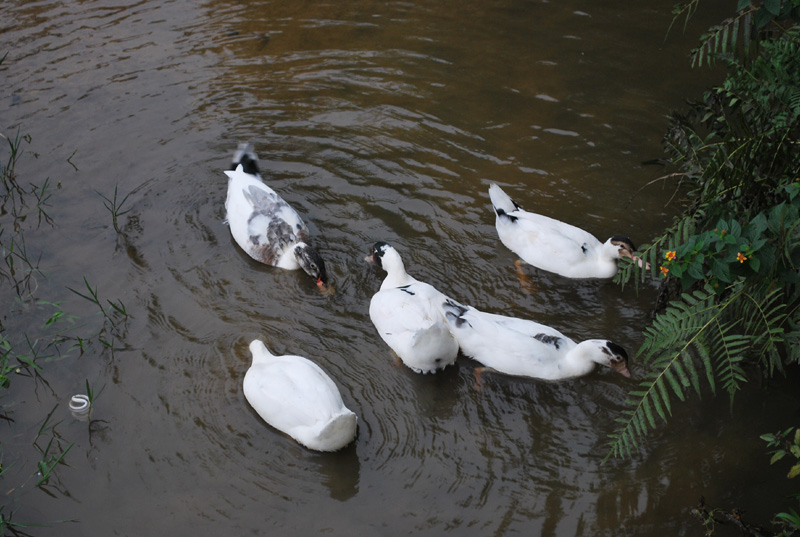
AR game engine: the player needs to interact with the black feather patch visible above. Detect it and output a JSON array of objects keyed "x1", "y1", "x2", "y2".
[
  {"x1": 443, "y1": 299, "x2": 471, "y2": 328},
  {"x1": 610, "y1": 235, "x2": 636, "y2": 251},
  {"x1": 370, "y1": 241, "x2": 391, "y2": 268},
  {"x1": 495, "y1": 208, "x2": 518, "y2": 223},
  {"x1": 533, "y1": 333, "x2": 562, "y2": 349},
  {"x1": 398, "y1": 285, "x2": 415, "y2": 296},
  {"x1": 605, "y1": 341, "x2": 629, "y2": 361}
]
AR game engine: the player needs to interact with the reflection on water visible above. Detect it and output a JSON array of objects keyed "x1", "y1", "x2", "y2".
[{"x1": 1, "y1": 0, "x2": 797, "y2": 536}]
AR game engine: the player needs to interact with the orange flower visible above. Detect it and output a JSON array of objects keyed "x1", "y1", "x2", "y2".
[
  {"x1": 665, "y1": 250, "x2": 677, "y2": 262},
  {"x1": 660, "y1": 266, "x2": 669, "y2": 276},
  {"x1": 737, "y1": 252, "x2": 748, "y2": 263}
]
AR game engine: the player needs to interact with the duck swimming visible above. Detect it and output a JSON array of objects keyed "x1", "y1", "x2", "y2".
[
  {"x1": 365, "y1": 242, "x2": 459, "y2": 374},
  {"x1": 442, "y1": 299, "x2": 630, "y2": 382},
  {"x1": 243, "y1": 339, "x2": 357, "y2": 452},
  {"x1": 488, "y1": 183, "x2": 638, "y2": 279},
  {"x1": 224, "y1": 144, "x2": 328, "y2": 287}
]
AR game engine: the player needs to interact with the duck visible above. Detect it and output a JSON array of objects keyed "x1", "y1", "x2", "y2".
[
  {"x1": 488, "y1": 183, "x2": 638, "y2": 279},
  {"x1": 243, "y1": 339, "x2": 357, "y2": 452},
  {"x1": 224, "y1": 144, "x2": 328, "y2": 287},
  {"x1": 442, "y1": 299, "x2": 630, "y2": 381},
  {"x1": 365, "y1": 242, "x2": 459, "y2": 374}
]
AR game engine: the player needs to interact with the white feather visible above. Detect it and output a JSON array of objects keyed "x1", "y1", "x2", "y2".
[
  {"x1": 243, "y1": 340, "x2": 357, "y2": 452},
  {"x1": 489, "y1": 183, "x2": 634, "y2": 279}
]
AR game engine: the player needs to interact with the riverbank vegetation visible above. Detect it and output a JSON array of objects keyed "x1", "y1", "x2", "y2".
[
  {"x1": 610, "y1": 0, "x2": 800, "y2": 533},
  {"x1": 1, "y1": 69, "x2": 130, "y2": 530}
]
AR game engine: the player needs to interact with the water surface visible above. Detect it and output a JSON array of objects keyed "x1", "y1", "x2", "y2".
[{"x1": 2, "y1": 1, "x2": 798, "y2": 536}]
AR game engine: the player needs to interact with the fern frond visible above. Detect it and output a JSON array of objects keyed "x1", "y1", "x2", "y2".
[
  {"x1": 605, "y1": 283, "x2": 752, "y2": 458},
  {"x1": 693, "y1": 339, "x2": 716, "y2": 394},
  {"x1": 689, "y1": 8, "x2": 758, "y2": 67}
]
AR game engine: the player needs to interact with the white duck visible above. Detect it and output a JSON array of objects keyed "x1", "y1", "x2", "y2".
[
  {"x1": 488, "y1": 183, "x2": 638, "y2": 279},
  {"x1": 365, "y1": 242, "x2": 459, "y2": 374},
  {"x1": 442, "y1": 300, "x2": 630, "y2": 381},
  {"x1": 224, "y1": 144, "x2": 328, "y2": 287},
  {"x1": 243, "y1": 339, "x2": 357, "y2": 452}
]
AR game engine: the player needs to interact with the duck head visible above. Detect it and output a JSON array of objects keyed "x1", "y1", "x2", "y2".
[
  {"x1": 365, "y1": 241, "x2": 414, "y2": 289},
  {"x1": 294, "y1": 243, "x2": 328, "y2": 287},
  {"x1": 608, "y1": 236, "x2": 636, "y2": 260},
  {"x1": 365, "y1": 241, "x2": 402, "y2": 272},
  {"x1": 588, "y1": 339, "x2": 630, "y2": 377}
]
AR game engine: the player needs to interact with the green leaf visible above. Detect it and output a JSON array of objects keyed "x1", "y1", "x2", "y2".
[
  {"x1": 736, "y1": 0, "x2": 750, "y2": 10},
  {"x1": 788, "y1": 464, "x2": 800, "y2": 479},
  {"x1": 755, "y1": 5, "x2": 773, "y2": 28},
  {"x1": 764, "y1": 0, "x2": 780, "y2": 15},
  {"x1": 775, "y1": 510, "x2": 800, "y2": 525},
  {"x1": 771, "y1": 449, "x2": 787, "y2": 464},
  {"x1": 688, "y1": 262, "x2": 707, "y2": 280}
]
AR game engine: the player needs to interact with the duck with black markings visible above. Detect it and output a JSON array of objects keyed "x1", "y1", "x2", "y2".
[
  {"x1": 224, "y1": 143, "x2": 328, "y2": 289},
  {"x1": 442, "y1": 299, "x2": 630, "y2": 383},
  {"x1": 365, "y1": 241, "x2": 459, "y2": 375},
  {"x1": 488, "y1": 183, "x2": 643, "y2": 279}
]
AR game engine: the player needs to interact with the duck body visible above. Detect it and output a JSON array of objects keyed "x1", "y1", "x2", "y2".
[
  {"x1": 366, "y1": 242, "x2": 459, "y2": 374},
  {"x1": 488, "y1": 183, "x2": 635, "y2": 279},
  {"x1": 243, "y1": 339, "x2": 357, "y2": 452},
  {"x1": 442, "y1": 300, "x2": 630, "y2": 380},
  {"x1": 224, "y1": 144, "x2": 328, "y2": 286}
]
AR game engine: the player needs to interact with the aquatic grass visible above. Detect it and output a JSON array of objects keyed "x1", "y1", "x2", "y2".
[
  {"x1": 83, "y1": 377, "x2": 104, "y2": 409},
  {"x1": 32, "y1": 176, "x2": 54, "y2": 227},
  {"x1": 0, "y1": 232, "x2": 43, "y2": 299},
  {"x1": 0, "y1": 128, "x2": 26, "y2": 192},
  {"x1": 65, "y1": 277, "x2": 129, "y2": 361},
  {"x1": 0, "y1": 507, "x2": 73, "y2": 537},
  {"x1": 0, "y1": 507, "x2": 41, "y2": 537},
  {"x1": 32, "y1": 405, "x2": 73, "y2": 487},
  {"x1": 66, "y1": 276, "x2": 128, "y2": 327},
  {"x1": 96, "y1": 185, "x2": 132, "y2": 234},
  {"x1": 35, "y1": 439, "x2": 73, "y2": 487},
  {"x1": 1, "y1": 80, "x2": 127, "y2": 534}
]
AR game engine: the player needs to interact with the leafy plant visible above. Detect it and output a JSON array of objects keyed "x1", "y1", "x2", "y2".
[
  {"x1": 609, "y1": 15, "x2": 800, "y2": 457},
  {"x1": 671, "y1": 0, "x2": 800, "y2": 67},
  {"x1": 606, "y1": 280, "x2": 792, "y2": 459},
  {"x1": 761, "y1": 427, "x2": 800, "y2": 533}
]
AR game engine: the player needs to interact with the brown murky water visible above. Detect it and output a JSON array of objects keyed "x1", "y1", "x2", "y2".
[{"x1": 2, "y1": 1, "x2": 799, "y2": 536}]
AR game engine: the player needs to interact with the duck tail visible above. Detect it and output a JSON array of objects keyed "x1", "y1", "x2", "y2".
[
  {"x1": 488, "y1": 184, "x2": 521, "y2": 219},
  {"x1": 248, "y1": 339, "x2": 275, "y2": 365},
  {"x1": 315, "y1": 410, "x2": 357, "y2": 451},
  {"x1": 231, "y1": 143, "x2": 260, "y2": 176}
]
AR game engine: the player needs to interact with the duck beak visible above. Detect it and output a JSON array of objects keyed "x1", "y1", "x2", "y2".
[
  {"x1": 614, "y1": 363, "x2": 631, "y2": 378},
  {"x1": 631, "y1": 256, "x2": 651, "y2": 270},
  {"x1": 317, "y1": 279, "x2": 335, "y2": 296}
]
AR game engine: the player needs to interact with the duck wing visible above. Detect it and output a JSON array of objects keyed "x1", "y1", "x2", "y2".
[
  {"x1": 225, "y1": 167, "x2": 310, "y2": 265},
  {"x1": 369, "y1": 282, "x2": 458, "y2": 373},
  {"x1": 504, "y1": 210, "x2": 599, "y2": 264}
]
